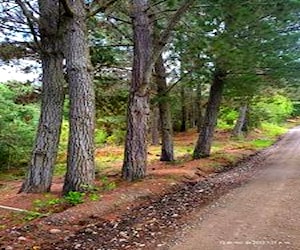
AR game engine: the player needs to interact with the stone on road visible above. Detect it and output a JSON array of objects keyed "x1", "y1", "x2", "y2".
[{"x1": 169, "y1": 127, "x2": 300, "y2": 250}]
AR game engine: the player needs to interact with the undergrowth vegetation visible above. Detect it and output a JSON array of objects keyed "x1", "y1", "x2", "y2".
[
  {"x1": 0, "y1": 82, "x2": 39, "y2": 171},
  {"x1": 0, "y1": 81, "x2": 297, "y2": 188}
]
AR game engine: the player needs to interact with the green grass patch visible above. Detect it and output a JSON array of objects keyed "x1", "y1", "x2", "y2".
[
  {"x1": 54, "y1": 163, "x2": 66, "y2": 176},
  {"x1": 22, "y1": 211, "x2": 46, "y2": 221},
  {"x1": 210, "y1": 152, "x2": 240, "y2": 164},
  {"x1": 64, "y1": 191, "x2": 85, "y2": 205},
  {"x1": 250, "y1": 139, "x2": 274, "y2": 149},
  {"x1": 206, "y1": 161, "x2": 224, "y2": 172},
  {"x1": 260, "y1": 122, "x2": 287, "y2": 137},
  {"x1": 173, "y1": 145, "x2": 194, "y2": 156},
  {"x1": 100, "y1": 176, "x2": 117, "y2": 191},
  {"x1": 0, "y1": 167, "x2": 25, "y2": 181},
  {"x1": 211, "y1": 143, "x2": 224, "y2": 153},
  {"x1": 217, "y1": 120, "x2": 234, "y2": 130},
  {"x1": 89, "y1": 193, "x2": 101, "y2": 201}
]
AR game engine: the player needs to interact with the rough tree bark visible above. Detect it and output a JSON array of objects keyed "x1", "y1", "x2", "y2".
[
  {"x1": 150, "y1": 105, "x2": 160, "y2": 145},
  {"x1": 150, "y1": 74, "x2": 160, "y2": 146},
  {"x1": 193, "y1": 68, "x2": 226, "y2": 159},
  {"x1": 122, "y1": 0, "x2": 195, "y2": 181},
  {"x1": 122, "y1": 0, "x2": 152, "y2": 181},
  {"x1": 180, "y1": 85, "x2": 187, "y2": 132},
  {"x1": 155, "y1": 53, "x2": 174, "y2": 161},
  {"x1": 196, "y1": 83, "x2": 203, "y2": 132},
  {"x1": 62, "y1": 0, "x2": 95, "y2": 193},
  {"x1": 188, "y1": 89, "x2": 197, "y2": 129},
  {"x1": 232, "y1": 104, "x2": 248, "y2": 137},
  {"x1": 20, "y1": 0, "x2": 65, "y2": 193}
]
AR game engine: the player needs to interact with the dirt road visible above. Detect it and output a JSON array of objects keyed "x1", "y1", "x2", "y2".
[{"x1": 169, "y1": 127, "x2": 300, "y2": 250}]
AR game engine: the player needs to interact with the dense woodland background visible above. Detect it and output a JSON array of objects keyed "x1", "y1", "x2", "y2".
[{"x1": 0, "y1": 0, "x2": 300, "y2": 195}]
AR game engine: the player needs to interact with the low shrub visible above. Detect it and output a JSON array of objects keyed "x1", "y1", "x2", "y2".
[{"x1": 0, "y1": 83, "x2": 39, "y2": 170}]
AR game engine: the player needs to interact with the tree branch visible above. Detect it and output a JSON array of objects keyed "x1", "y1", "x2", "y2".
[
  {"x1": 143, "y1": 0, "x2": 195, "y2": 86},
  {"x1": 15, "y1": 0, "x2": 38, "y2": 23},
  {"x1": 107, "y1": 15, "x2": 131, "y2": 25},
  {"x1": 149, "y1": 0, "x2": 167, "y2": 10},
  {"x1": 145, "y1": 0, "x2": 195, "y2": 83},
  {"x1": 26, "y1": 1, "x2": 40, "y2": 16},
  {"x1": 96, "y1": 43, "x2": 133, "y2": 48},
  {"x1": 15, "y1": 0, "x2": 40, "y2": 48},
  {"x1": 107, "y1": 19, "x2": 133, "y2": 42},
  {"x1": 89, "y1": 0, "x2": 119, "y2": 17},
  {"x1": 165, "y1": 68, "x2": 196, "y2": 95},
  {"x1": 153, "y1": 0, "x2": 195, "y2": 59},
  {"x1": 59, "y1": 0, "x2": 74, "y2": 17}
]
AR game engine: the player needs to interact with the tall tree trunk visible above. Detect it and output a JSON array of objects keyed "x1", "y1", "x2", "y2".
[
  {"x1": 150, "y1": 73, "x2": 160, "y2": 146},
  {"x1": 62, "y1": 0, "x2": 95, "y2": 193},
  {"x1": 196, "y1": 83, "x2": 203, "y2": 132},
  {"x1": 187, "y1": 89, "x2": 196, "y2": 129},
  {"x1": 232, "y1": 104, "x2": 248, "y2": 137},
  {"x1": 122, "y1": 0, "x2": 152, "y2": 181},
  {"x1": 193, "y1": 69, "x2": 226, "y2": 159},
  {"x1": 122, "y1": 0, "x2": 194, "y2": 180},
  {"x1": 155, "y1": 53, "x2": 174, "y2": 161},
  {"x1": 180, "y1": 85, "x2": 187, "y2": 132},
  {"x1": 150, "y1": 105, "x2": 160, "y2": 145},
  {"x1": 20, "y1": 0, "x2": 65, "y2": 193}
]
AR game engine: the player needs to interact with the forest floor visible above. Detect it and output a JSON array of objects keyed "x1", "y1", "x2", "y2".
[{"x1": 0, "y1": 124, "x2": 298, "y2": 249}]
